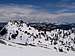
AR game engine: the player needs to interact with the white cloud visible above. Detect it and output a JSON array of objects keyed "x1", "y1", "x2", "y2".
[{"x1": 0, "y1": 4, "x2": 75, "y2": 23}]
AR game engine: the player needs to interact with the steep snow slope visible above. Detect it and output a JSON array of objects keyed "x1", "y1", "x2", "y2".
[
  {"x1": 0, "y1": 40, "x2": 75, "y2": 56},
  {"x1": 0, "y1": 20, "x2": 75, "y2": 54},
  {"x1": 0, "y1": 38, "x2": 75, "y2": 56}
]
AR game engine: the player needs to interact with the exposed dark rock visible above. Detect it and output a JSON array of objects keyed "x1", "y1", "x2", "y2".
[
  {"x1": 71, "y1": 46, "x2": 75, "y2": 51},
  {"x1": 11, "y1": 34, "x2": 17, "y2": 39},
  {"x1": 8, "y1": 37, "x2": 11, "y2": 40},
  {"x1": 24, "y1": 31, "x2": 27, "y2": 33},
  {"x1": 54, "y1": 47, "x2": 57, "y2": 50},
  {"x1": 29, "y1": 28, "x2": 31, "y2": 30},
  {"x1": 0, "y1": 28, "x2": 7, "y2": 36},
  {"x1": 29, "y1": 44, "x2": 36, "y2": 47},
  {"x1": 0, "y1": 40, "x2": 6, "y2": 45},
  {"x1": 67, "y1": 48, "x2": 69, "y2": 51},
  {"x1": 54, "y1": 41, "x2": 57, "y2": 45},
  {"x1": 11, "y1": 31, "x2": 18, "y2": 39},
  {"x1": 27, "y1": 33, "x2": 30, "y2": 35},
  {"x1": 59, "y1": 48, "x2": 63, "y2": 52}
]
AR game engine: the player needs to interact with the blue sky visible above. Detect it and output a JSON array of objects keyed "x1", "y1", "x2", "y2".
[
  {"x1": 0, "y1": 0, "x2": 75, "y2": 23},
  {"x1": 0, "y1": 0, "x2": 75, "y2": 13}
]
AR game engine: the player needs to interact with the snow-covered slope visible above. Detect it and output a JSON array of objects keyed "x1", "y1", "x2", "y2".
[
  {"x1": 0, "y1": 20, "x2": 75, "y2": 53},
  {"x1": 1, "y1": 42, "x2": 75, "y2": 56}
]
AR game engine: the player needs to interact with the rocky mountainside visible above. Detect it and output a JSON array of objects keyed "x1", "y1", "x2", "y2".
[{"x1": 0, "y1": 20, "x2": 75, "y2": 53}]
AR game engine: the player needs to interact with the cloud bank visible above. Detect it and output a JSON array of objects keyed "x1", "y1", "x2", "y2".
[{"x1": 0, "y1": 4, "x2": 75, "y2": 23}]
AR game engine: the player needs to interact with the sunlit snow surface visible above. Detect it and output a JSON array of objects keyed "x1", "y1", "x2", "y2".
[
  {"x1": 0, "y1": 43, "x2": 75, "y2": 56},
  {"x1": 0, "y1": 39, "x2": 75, "y2": 56},
  {"x1": 0, "y1": 20, "x2": 75, "y2": 56}
]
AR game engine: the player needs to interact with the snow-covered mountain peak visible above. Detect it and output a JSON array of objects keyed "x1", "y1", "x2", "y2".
[{"x1": 0, "y1": 20, "x2": 75, "y2": 53}]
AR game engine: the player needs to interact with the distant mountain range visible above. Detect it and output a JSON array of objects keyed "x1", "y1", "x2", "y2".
[
  {"x1": 0, "y1": 21, "x2": 75, "y2": 31},
  {"x1": 0, "y1": 22, "x2": 7, "y2": 30}
]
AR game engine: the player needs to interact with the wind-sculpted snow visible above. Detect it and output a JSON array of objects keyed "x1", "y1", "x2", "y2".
[{"x1": 0, "y1": 20, "x2": 75, "y2": 53}]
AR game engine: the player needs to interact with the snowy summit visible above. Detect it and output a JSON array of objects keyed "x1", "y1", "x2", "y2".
[{"x1": 0, "y1": 20, "x2": 75, "y2": 53}]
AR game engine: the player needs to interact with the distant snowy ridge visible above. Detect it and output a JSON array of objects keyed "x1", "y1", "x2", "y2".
[{"x1": 0, "y1": 20, "x2": 75, "y2": 53}]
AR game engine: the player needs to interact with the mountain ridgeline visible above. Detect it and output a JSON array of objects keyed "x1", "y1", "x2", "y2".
[
  {"x1": 0, "y1": 21, "x2": 75, "y2": 31},
  {"x1": 0, "y1": 20, "x2": 75, "y2": 53}
]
